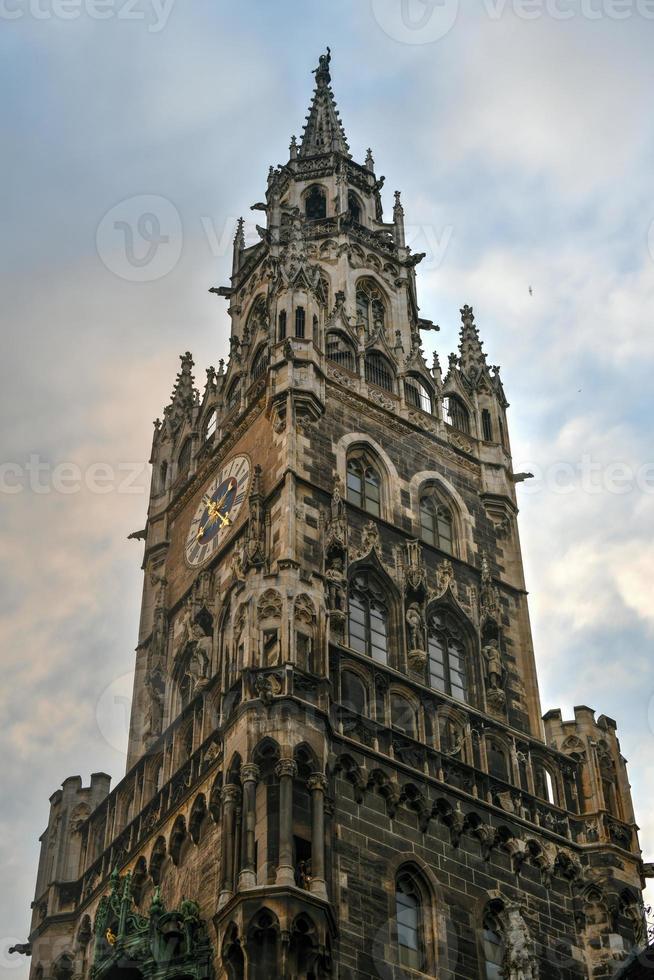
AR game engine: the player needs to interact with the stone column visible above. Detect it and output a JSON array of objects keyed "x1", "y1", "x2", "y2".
[
  {"x1": 218, "y1": 784, "x2": 241, "y2": 908},
  {"x1": 307, "y1": 772, "x2": 328, "y2": 900},
  {"x1": 238, "y1": 764, "x2": 260, "y2": 890},
  {"x1": 275, "y1": 759, "x2": 297, "y2": 886}
]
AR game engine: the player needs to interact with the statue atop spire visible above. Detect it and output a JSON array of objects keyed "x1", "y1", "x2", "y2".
[{"x1": 299, "y1": 48, "x2": 350, "y2": 159}]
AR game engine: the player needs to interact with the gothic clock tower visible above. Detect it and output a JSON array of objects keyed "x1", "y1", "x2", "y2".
[{"x1": 23, "y1": 50, "x2": 648, "y2": 980}]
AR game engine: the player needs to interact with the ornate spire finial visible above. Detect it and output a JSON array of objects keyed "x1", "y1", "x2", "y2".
[
  {"x1": 458, "y1": 304, "x2": 487, "y2": 380},
  {"x1": 365, "y1": 148, "x2": 375, "y2": 171}
]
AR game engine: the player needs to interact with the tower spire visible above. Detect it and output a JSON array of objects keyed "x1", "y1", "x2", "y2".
[{"x1": 299, "y1": 48, "x2": 350, "y2": 159}]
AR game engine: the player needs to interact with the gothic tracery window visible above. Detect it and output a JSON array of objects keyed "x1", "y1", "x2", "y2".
[
  {"x1": 346, "y1": 450, "x2": 381, "y2": 516},
  {"x1": 365, "y1": 351, "x2": 395, "y2": 392},
  {"x1": 251, "y1": 345, "x2": 269, "y2": 383},
  {"x1": 356, "y1": 279, "x2": 386, "y2": 335},
  {"x1": 204, "y1": 409, "x2": 217, "y2": 441},
  {"x1": 226, "y1": 379, "x2": 241, "y2": 412},
  {"x1": 348, "y1": 570, "x2": 389, "y2": 664},
  {"x1": 443, "y1": 394, "x2": 470, "y2": 434},
  {"x1": 305, "y1": 184, "x2": 327, "y2": 220},
  {"x1": 419, "y1": 495, "x2": 453, "y2": 553},
  {"x1": 391, "y1": 693, "x2": 418, "y2": 739},
  {"x1": 405, "y1": 376, "x2": 433, "y2": 414},
  {"x1": 427, "y1": 609, "x2": 468, "y2": 703},
  {"x1": 348, "y1": 190, "x2": 362, "y2": 223},
  {"x1": 326, "y1": 331, "x2": 356, "y2": 372},
  {"x1": 178, "y1": 437, "x2": 192, "y2": 473}
]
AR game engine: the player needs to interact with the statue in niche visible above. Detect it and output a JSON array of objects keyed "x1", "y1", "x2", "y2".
[
  {"x1": 325, "y1": 556, "x2": 346, "y2": 613},
  {"x1": 483, "y1": 637, "x2": 504, "y2": 691},
  {"x1": 144, "y1": 668, "x2": 165, "y2": 738},
  {"x1": 185, "y1": 622, "x2": 212, "y2": 694},
  {"x1": 406, "y1": 602, "x2": 427, "y2": 673},
  {"x1": 406, "y1": 602, "x2": 425, "y2": 651}
]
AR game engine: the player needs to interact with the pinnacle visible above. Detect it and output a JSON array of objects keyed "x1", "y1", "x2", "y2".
[
  {"x1": 299, "y1": 48, "x2": 351, "y2": 159},
  {"x1": 458, "y1": 304, "x2": 487, "y2": 377}
]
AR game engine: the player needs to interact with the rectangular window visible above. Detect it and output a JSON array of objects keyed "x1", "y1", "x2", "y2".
[{"x1": 295, "y1": 307, "x2": 306, "y2": 339}]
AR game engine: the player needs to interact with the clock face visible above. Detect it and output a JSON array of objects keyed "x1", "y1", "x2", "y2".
[{"x1": 185, "y1": 454, "x2": 251, "y2": 567}]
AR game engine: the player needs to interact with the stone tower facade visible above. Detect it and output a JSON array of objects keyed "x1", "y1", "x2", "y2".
[{"x1": 22, "y1": 50, "x2": 648, "y2": 980}]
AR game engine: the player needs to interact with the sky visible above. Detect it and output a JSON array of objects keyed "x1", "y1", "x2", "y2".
[{"x1": 1, "y1": 0, "x2": 653, "y2": 973}]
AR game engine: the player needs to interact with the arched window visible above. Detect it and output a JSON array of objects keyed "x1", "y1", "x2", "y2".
[
  {"x1": 178, "y1": 437, "x2": 192, "y2": 473},
  {"x1": 405, "y1": 377, "x2": 433, "y2": 414},
  {"x1": 533, "y1": 763, "x2": 555, "y2": 804},
  {"x1": 395, "y1": 871, "x2": 426, "y2": 970},
  {"x1": 365, "y1": 351, "x2": 395, "y2": 392},
  {"x1": 348, "y1": 570, "x2": 389, "y2": 664},
  {"x1": 326, "y1": 331, "x2": 356, "y2": 372},
  {"x1": 427, "y1": 609, "x2": 468, "y2": 702},
  {"x1": 348, "y1": 190, "x2": 362, "y2": 223},
  {"x1": 391, "y1": 694, "x2": 417, "y2": 739},
  {"x1": 158, "y1": 460, "x2": 168, "y2": 493},
  {"x1": 305, "y1": 185, "x2": 326, "y2": 221},
  {"x1": 482, "y1": 408, "x2": 493, "y2": 441},
  {"x1": 247, "y1": 296, "x2": 267, "y2": 335},
  {"x1": 444, "y1": 395, "x2": 470, "y2": 434},
  {"x1": 295, "y1": 307, "x2": 306, "y2": 339},
  {"x1": 204, "y1": 409, "x2": 217, "y2": 441},
  {"x1": 278, "y1": 310, "x2": 287, "y2": 340},
  {"x1": 251, "y1": 346, "x2": 269, "y2": 382},
  {"x1": 341, "y1": 670, "x2": 367, "y2": 715},
  {"x1": 226, "y1": 379, "x2": 241, "y2": 412},
  {"x1": 482, "y1": 912, "x2": 504, "y2": 980},
  {"x1": 419, "y1": 496, "x2": 453, "y2": 553},
  {"x1": 356, "y1": 280, "x2": 386, "y2": 335},
  {"x1": 346, "y1": 450, "x2": 382, "y2": 516},
  {"x1": 487, "y1": 740, "x2": 510, "y2": 782}
]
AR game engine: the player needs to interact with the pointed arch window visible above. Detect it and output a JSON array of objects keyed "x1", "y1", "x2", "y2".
[
  {"x1": 251, "y1": 345, "x2": 269, "y2": 383},
  {"x1": 487, "y1": 739, "x2": 510, "y2": 782},
  {"x1": 178, "y1": 437, "x2": 192, "y2": 473},
  {"x1": 278, "y1": 310, "x2": 287, "y2": 341},
  {"x1": 482, "y1": 408, "x2": 493, "y2": 441},
  {"x1": 391, "y1": 693, "x2": 418, "y2": 739},
  {"x1": 226, "y1": 379, "x2": 241, "y2": 413},
  {"x1": 443, "y1": 395, "x2": 470, "y2": 434},
  {"x1": 347, "y1": 450, "x2": 381, "y2": 516},
  {"x1": 427, "y1": 608, "x2": 468, "y2": 702},
  {"x1": 348, "y1": 190, "x2": 362, "y2": 224},
  {"x1": 420, "y1": 496, "x2": 453, "y2": 553},
  {"x1": 482, "y1": 913, "x2": 504, "y2": 980},
  {"x1": 356, "y1": 279, "x2": 386, "y2": 335},
  {"x1": 305, "y1": 184, "x2": 326, "y2": 221},
  {"x1": 295, "y1": 307, "x2": 306, "y2": 339},
  {"x1": 204, "y1": 409, "x2": 217, "y2": 441},
  {"x1": 247, "y1": 296, "x2": 267, "y2": 334},
  {"x1": 405, "y1": 376, "x2": 433, "y2": 413},
  {"x1": 395, "y1": 871, "x2": 426, "y2": 970},
  {"x1": 341, "y1": 670, "x2": 368, "y2": 716},
  {"x1": 348, "y1": 570, "x2": 389, "y2": 664},
  {"x1": 365, "y1": 351, "x2": 395, "y2": 392},
  {"x1": 326, "y1": 331, "x2": 356, "y2": 372}
]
